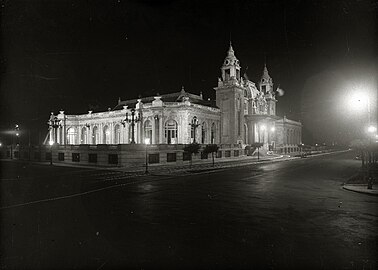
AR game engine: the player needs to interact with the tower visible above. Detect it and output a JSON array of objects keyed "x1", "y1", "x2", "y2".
[
  {"x1": 214, "y1": 43, "x2": 245, "y2": 144},
  {"x1": 259, "y1": 63, "x2": 273, "y2": 94},
  {"x1": 259, "y1": 64, "x2": 276, "y2": 116}
]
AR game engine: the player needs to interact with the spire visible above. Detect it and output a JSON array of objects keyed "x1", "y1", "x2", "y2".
[{"x1": 261, "y1": 63, "x2": 271, "y2": 81}]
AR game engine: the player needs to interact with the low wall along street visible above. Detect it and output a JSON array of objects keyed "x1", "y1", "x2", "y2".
[{"x1": 0, "y1": 144, "x2": 245, "y2": 168}]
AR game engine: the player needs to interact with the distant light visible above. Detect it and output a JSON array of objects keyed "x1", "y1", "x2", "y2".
[
  {"x1": 270, "y1": 127, "x2": 275, "y2": 132},
  {"x1": 0, "y1": 143, "x2": 2, "y2": 147},
  {"x1": 105, "y1": 130, "x2": 110, "y2": 135},
  {"x1": 16, "y1": 133, "x2": 19, "y2": 137},
  {"x1": 260, "y1": 125, "x2": 266, "y2": 131},
  {"x1": 144, "y1": 138, "x2": 150, "y2": 144},
  {"x1": 49, "y1": 140, "x2": 54, "y2": 146},
  {"x1": 368, "y1": 126, "x2": 377, "y2": 133},
  {"x1": 315, "y1": 143, "x2": 318, "y2": 146}
]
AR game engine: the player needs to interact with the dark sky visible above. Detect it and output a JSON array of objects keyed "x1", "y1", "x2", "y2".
[{"x1": 1, "y1": 0, "x2": 377, "y2": 144}]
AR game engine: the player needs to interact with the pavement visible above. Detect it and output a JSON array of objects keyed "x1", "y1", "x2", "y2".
[{"x1": 343, "y1": 184, "x2": 378, "y2": 196}]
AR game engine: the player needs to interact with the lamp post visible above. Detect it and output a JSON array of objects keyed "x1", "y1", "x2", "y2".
[
  {"x1": 49, "y1": 140, "x2": 54, "y2": 165},
  {"x1": 144, "y1": 138, "x2": 150, "y2": 174},
  {"x1": 47, "y1": 115, "x2": 62, "y2": 144},
  {"x1": 189, "y1": 116, "x2": 200, "y2": 143},
  {"x1": 121, "y1": 108, "x2": 140, "y2": 144}
]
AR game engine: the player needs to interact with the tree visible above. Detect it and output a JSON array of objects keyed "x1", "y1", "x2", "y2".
[
  {"x1": 203, "y1": 144, "x2": 219, "y2": 167},
  {"x1": 183, "y1": 143, "x2": 200, "y2": 167},
  {"x1": 251, "y1": 142, "x2": 264, "y2": 160}
]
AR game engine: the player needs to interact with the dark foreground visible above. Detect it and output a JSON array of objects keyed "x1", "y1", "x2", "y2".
[{"x1": 1, "y1": 151, "x2": 377, "y2": 269}]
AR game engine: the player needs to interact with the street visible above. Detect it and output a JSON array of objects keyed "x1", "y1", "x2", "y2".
[{"x1": 1, "y1": 151, "x2": 377, "y2": 269}]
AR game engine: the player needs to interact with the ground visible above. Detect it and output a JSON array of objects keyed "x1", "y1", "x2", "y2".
[{"x1": 0, "y1": 151, "x2": 377, "y2": 269}]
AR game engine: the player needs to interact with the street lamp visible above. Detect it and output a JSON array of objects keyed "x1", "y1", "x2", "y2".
[
  {"x1": 144, "y1": 138, "x2": 150, "y2": 174},
  {"x1": 48, "y1": 114, "x2": 62, "y2": 144},
  {"x1": 189, "y1": 116, "x2": 200, "y2": 143},
  {"x1": 49, "y1": 140, "x2": 54, "y2": 165},
  {"x1": 121, "y1": 108, "x2": 140, "y2": 144}
]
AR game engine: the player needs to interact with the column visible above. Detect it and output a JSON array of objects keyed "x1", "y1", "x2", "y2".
[
  {"x1": 152, "y1": 118, "x2": 156, "y2": 144},
  {"x1": 159, "y1": 117, "x2": 163, "y2": 144}
]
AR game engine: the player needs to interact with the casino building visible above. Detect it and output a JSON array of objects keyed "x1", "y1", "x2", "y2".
[{"x1": 47, "y1": 44, "x2": 302, "y2": 155}]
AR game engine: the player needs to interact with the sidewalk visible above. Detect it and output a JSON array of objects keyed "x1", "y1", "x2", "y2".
[{"x1": 342, "y1": 184, "x2": 378, "y2": 196}]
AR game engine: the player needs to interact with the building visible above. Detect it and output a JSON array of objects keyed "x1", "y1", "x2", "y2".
[{"x1": 47, "y1": 44, "x2": 302, "y2": 155}]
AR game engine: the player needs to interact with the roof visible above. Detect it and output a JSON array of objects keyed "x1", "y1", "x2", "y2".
[{"x1": 112, "y1": 90, "x2": 218, "y2": 110}]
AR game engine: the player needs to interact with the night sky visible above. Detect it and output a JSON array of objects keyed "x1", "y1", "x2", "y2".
[{"x1": 1, "y1": 0, "x2": 377, "y2": 145}]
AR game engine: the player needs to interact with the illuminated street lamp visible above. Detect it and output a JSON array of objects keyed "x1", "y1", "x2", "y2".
[
  {"x1": 189, "y1": 116, "x2": 200, "y2": 143},
  {"x1": 121, "y1": 108, "x2": 140, "y2": 144},
  {"x1": 49, "y1": 140, "x2": 54, "y2": 165},
  {"x1": 367, "y1": 125, "x2": 377, "y2": 133},
  {"x1": 144, "y1": 138, "x2": 150, "y2": 174}
]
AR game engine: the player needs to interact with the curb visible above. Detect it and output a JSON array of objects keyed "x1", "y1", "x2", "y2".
[{"x1": 342, "y1": 184, "x2": 378, "y2": 196}]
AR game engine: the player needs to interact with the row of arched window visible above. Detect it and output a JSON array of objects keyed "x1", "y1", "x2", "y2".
[{"x1": 65, "y1": 119, "x2": 218, "y2": 145}]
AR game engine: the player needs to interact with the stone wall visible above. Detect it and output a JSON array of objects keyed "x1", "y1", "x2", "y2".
[{"x1": 0, "y1": 144, "x2": 243, "y2": 168}]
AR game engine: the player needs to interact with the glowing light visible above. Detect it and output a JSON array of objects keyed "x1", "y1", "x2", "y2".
[
  {"x1": 144, "y1": 138, "x2": 150, "y2": 144},
  {"x1": 49, "y1": 140, "x2": 54, "y2": 146},
  {"x1": 346, "y1": 91, "x2": 369, "y2": 112},
  {"x1": 260, "y1": 125, "x2": 266, "y2": 131},
  {"x1": 105, "y1": 130, "x2": 110, "y2": 135},
  {"x1": 270, "y1": 127, "x2": 275, "y2": 132},
  {"x1": 0, "y1": 143, "x2": 2, "y2": 147},
  {"x1": 367, "y1": 126, "x2": 377, "y2": 133},
  {"x1": 16, "y1": 133, "x2": 19, "y2": 137}
]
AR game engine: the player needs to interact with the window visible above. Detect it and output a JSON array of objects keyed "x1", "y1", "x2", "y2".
[
  {"x1": 165, "y1": 120, "x2": 178, "y2": 144},
  {"x1": 45, "y1": 152, "x2": 51, "y2": 161},
  {"x1": 92, "y1": 126, "x2": 99, "y2": 144},
  {"x1": 114, "y1": 124, "x2": 121, "y2": 144},
  {"x1": 103, "y1": 126, "x2": 110, "y2": 144},
  {"x1": 234, "y1": 150, "x2": 239, "y2": 157},
  {"x1": 67, "y1": 127, "x2": 76, "y2": 145},
  {"x1": 14, "y1": 151, "x2": 19, "y2": 158},
  {"x1": 108, "y1": 154, "x2": 118, "y2": 164},
  {"x1": 148, "y1": 153, "x2": 159, "y2": 164},
  {"x1": 225, "y1": 150, "x2": 231, "y2": 157},
  {"x1": 167, "y1": 153, "x2": 176, "y2": 162},
  {"x1": 262, "y1": 85, "x2": 266, "y2": 92},
  {"x1": 72, "y1": 153, "x2": 80, "y2": 162},
  {"x1": 216, "y1": 151, "x2": 222, "y2": 158},
  {"x1": 58, "y1": 152, "x2": 64, "y2": 161},
  {"x1": 144, "y1": 120, "x2": 152, "y2": 144},
  {"x1": 201, "y1": 122, "x2": 207, "y2": 144},
  {"x1": 81, "y1": 127, "x2": 88, "y2": 144},
  {"x1": 88, "y1": 153, "x2": 97, "y2": 163},
  {"x1": 244, "y1": 100, "x2": 248, "y2": 115},
  {"x1": 211, "y1": 123, "x2": 216, "y2": 144}
]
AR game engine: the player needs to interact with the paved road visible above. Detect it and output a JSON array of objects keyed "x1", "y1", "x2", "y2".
[{"x1": 0, "y1": 151, "x2": 377, "y2": 269}]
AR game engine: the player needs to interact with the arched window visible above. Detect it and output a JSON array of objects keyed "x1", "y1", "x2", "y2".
[
  {"x1": 67, "y1": 127, "x2": 76, "y2": 145},
  {"x1": 244, "y1": 100, "x2": 248, "y2": 115},
  {"x1": 190, "y1": 117, "x2": 199, "y2": 143},
  {"x1": 81, "y1": 127, "x2": 87, "y2": 144},
  {"x1": 201, "y1": 122, "x2": 207, "y2": 144},
  {"x1": 92, "y1": 126, "x2": 99, "y2": 144},
  {"x1": 144, "y1": 120, "x2": 152, "y2": 144},
  {"x1": 114, "y1": 124, "x2": 121, "y2": 144},
  {"x1": 211, "y1": 123, "x2": 216, "y2": 144},
  {"x1": 103, "y1": 125, "x2": 110, "y2": 144},
  {"x1": 165, "y1": 120, "x2": 177, "y2": 144}
]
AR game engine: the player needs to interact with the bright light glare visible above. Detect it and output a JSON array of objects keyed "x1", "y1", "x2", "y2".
[
  {"x1": 49, "y1": 140, "x2": 54, "y2": 146},
  {"x1": 0, "y1": 143, "x2": 2, "y2": 147},
  {"x1": 144, "y1": 138, "x2": 150, "y2": 144},
  {"x1": 16, "y1": 133, "x2": 19, "y2": 137},
  {"x1": 260, "y1": 125, "x2": 266, "y2": 131},
  {"x1": 346, "y1": 92, "x2": 369, "y2": 112},
  {"x1": 367, "y1": 126, "x2": 377, "y2": 133},
  {"x1": 270, "y1": 127, "x2": 275, "y2": 132}
]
